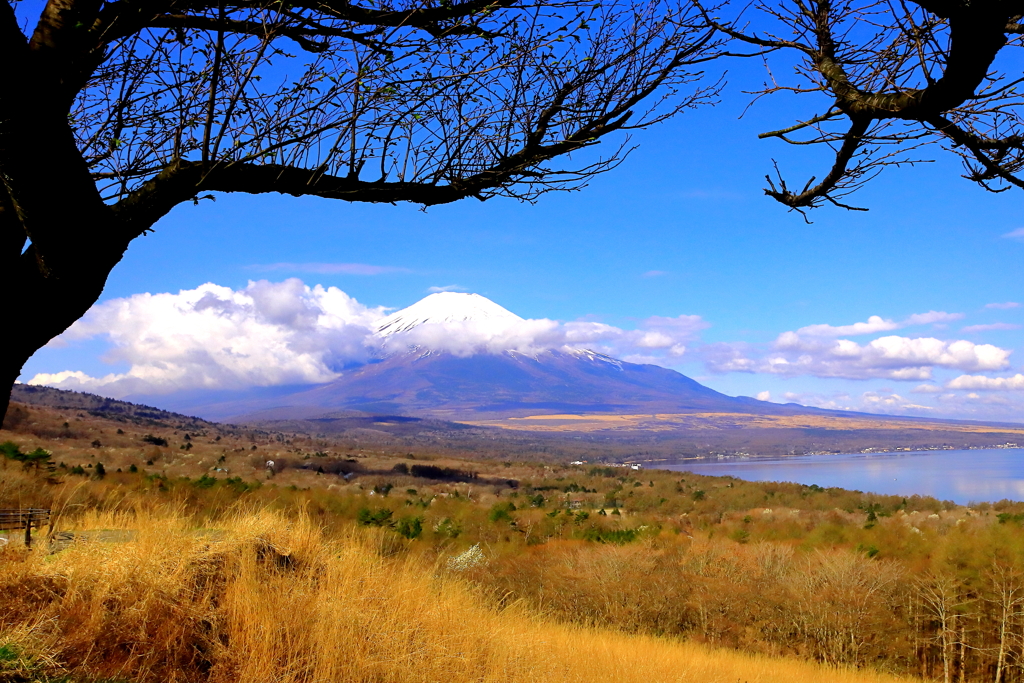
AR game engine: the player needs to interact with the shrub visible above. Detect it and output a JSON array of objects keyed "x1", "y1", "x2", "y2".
[
  {"x1": 142, "y1": 435, "x2": 168, "y2": 447},
  {"x1": 488, "y1": 503, "x2": 516, "y2": 524},
  {"x1": 580, "y1": 528, "x2": 643, "y2": 544},
  {"x1": 729, "y1": 528, "x2": 750, "y2": 544},
  {"x1": 434, "y1": 518, "x2": 461, "y2": 538},
  {"x1": 194, "y1": 474, "x2": 217, "y2": 489},
  {"x1": 357, "y1": 508, "x2": 393, "y2": 527},
  {"x1": 5, "y1": 446, "x2": 57, "y2": 472},
  {"x1": 395, "y1": 516, "x2": 423, "y2": 540}
]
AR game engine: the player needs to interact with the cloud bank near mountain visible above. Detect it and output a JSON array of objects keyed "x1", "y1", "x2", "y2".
[
  {"x1": 28, "y1": 281, "x2": 709, "y2": 397},
  {"x1": 30, "y1": 280, "x2": 385, "y2": 397}
]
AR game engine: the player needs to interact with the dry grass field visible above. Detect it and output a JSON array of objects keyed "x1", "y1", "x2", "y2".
[{"x1": 0, "y1": 506, "x2": 914, "y2": 683}]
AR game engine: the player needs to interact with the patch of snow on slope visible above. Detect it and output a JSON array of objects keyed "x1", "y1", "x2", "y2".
[{"x1": 565, "y1": 347, "x2": 624, "y2": 370}]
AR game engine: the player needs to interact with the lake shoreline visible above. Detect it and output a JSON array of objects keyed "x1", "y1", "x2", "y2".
[{"x1": 644, "y1": 447, "x2": 1024, "y2": 504}]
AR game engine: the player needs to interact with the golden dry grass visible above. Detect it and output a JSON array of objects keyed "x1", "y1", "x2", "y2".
[{"x1": 0, "y1": 507, "x2": 914, "y2": 683}]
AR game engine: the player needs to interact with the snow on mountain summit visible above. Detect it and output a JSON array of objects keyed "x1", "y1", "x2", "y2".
[{"x1": 376, "y1": 292, "x2": 525, "y2": 337}]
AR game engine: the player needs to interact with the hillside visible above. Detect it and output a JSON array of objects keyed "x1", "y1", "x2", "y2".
[
  {"x1": 5, "y1": 398, "x2": 1024, "y2": 681},
  {"x1": 10, "y1": 383, "x2": 1024, "y2": 460},
  {"x1": 10, "y1": 383, "x2": 215, "y2": 428}
]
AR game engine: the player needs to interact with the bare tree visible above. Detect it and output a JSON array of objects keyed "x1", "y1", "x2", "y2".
[
  {"x1": 984, "y1": 561, "x2": 1024, "y2": 683},
  {"x1": 785, "y1": 550, "x2": 903, "y2": 666},
  {"x1": 700, "y1": 0, "x2": 1024, "y2": 216},
  {"x1": 2, "y1": 0, "x2": 723, "y2": 419},
  {"x1": 918, "y1": 571, "x2": 975, "y2": 683}
]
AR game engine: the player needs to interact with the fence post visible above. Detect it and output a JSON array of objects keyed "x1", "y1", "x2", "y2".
[{"x1": 24, "y1": 516, "x2": 31, "y2": 548}]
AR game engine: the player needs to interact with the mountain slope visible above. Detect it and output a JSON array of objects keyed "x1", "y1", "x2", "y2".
[{"x1": 176, "y1": 348, "x2": 799, "y2": 421}]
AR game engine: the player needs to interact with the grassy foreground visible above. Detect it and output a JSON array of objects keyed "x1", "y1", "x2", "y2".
[{"x1": 0, "y1": 507, "x2": 910, "y2": 683}]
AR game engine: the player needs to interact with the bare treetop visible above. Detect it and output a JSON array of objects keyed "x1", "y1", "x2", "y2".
[
  {"x1": 40, "y1": 0, "x2": 723, "y2": 221},
  {"x1": 703, "y1": 0, "x2": 1024, "y2": 215}
]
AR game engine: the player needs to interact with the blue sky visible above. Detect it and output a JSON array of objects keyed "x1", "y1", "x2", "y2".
[{"x1": 24, "y1": 55, "x2": 1024, "y2": 422}]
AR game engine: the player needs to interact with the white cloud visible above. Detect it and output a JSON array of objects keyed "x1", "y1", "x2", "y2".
[
  {"x1": 427, "y1": 285, "x2": 467, "y2": 293},
  {"x1": 384, "y1": 317, "x2": 563, "y2": 357},
  {"x1": 30, "y1": 279, "x2": 386, "y2": 397},
  {"x1": 722, "y1": 311, "x2": 1006, "y2": 381},
  {"x1": 962, "y1": 322, "x2": 1022, "y2": 333},
  {"x1": 947, "y1": 374, "x2": 1024, "y2": 391},
  {"x1": 904, "y1": 311, "x2": 965, "y2": 326},
  {"x1": 792, "y1": 310, "x2": 962, "y2": 338},
  {"x1": 985, "y1": 302, "x2": 1021, "y2": 310},
  {"x1": 382, "y1": 313, "x2": 707, "y2": 361},
  {"x1": 755, "y1": 390, "x2": 771, "y2": 401},
  {"x1": 30, "y1": 282, "x2": 711, "y2": 396},
  {"x1": 791, "y1": 336, "x2": 1010, "y2": 379},
  {"x1": 1002, "y1": 228, "x2": 1024, "y2": 241},
  {"x1": 701, "y1": 342, "x2": 759, "y2": 373},
  {"x1": 860, "y1": 391, "x2": 935, "y2": 413},
  {"x1": 771, "y1": 389, "x2": 935, "y2": 414},
  {"x1": 911, "y1": 384, "x2": 942, "y2": 394},
  {"x1": 706, "y1": 328, "x2": 1011, "y2": 381},
  {"x1": 793, "y1": 315, "x2": 899, "y2": 338}
]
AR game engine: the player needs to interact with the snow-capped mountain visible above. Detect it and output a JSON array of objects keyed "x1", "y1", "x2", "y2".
[
  {"x1": 153, "y1": 292, "x2": 782, "y2": 421},
  {"x1": 376, "y1": 292, "x2": 524, "y2": 337}
]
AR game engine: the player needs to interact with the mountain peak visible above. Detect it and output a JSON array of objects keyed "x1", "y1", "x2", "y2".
[{"x1": 376, "y1": 292, "x2": 524, "y2": 337}]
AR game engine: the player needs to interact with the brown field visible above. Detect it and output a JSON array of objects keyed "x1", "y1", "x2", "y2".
[{"x1": 467, "y1": 411, "x2": 1024, "y2": 436}]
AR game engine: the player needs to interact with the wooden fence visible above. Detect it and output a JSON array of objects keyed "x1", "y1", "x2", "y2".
[{"x1": 0, "y1": 508, "x2": 51, "y2": 548}]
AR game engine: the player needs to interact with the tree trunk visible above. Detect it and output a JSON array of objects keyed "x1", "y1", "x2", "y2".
[
  {"x1": 3, "y1": 237, "x2": 127, "y2": 423},
  {"x1": 1, "y1": 6, "x2": 133, "y2": 426}
]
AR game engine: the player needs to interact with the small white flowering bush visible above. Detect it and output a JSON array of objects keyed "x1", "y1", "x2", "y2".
[{"x1": 447, "y1": 543, "x2": 485, "y2": 571}]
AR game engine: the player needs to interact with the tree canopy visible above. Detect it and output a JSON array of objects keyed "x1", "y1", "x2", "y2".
[
  {"x1": 705, "y1": 0, "x2": 1024, "y2": 215},
  {"x1": 1, "y1": 0, "x2": 723, "y2": 418}
]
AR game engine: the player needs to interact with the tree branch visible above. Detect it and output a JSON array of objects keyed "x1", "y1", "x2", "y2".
[
  {"x1": 763, "y1": 117, "x2": 872, "y2": 211},
  {"x1": 146, "y1": 13, "x2": 390, "y2": 53},
  {"x1": 759, "y1": 110, "x2": 842, "y2": 139},
  {"x1": 929, "y1": 115, "x2": 1024, "y2": 189}
]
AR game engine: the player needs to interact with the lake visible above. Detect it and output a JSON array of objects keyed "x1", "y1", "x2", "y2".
[{"x1": 653, "y1": 449, "x2": 1024, "y2": 505}]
